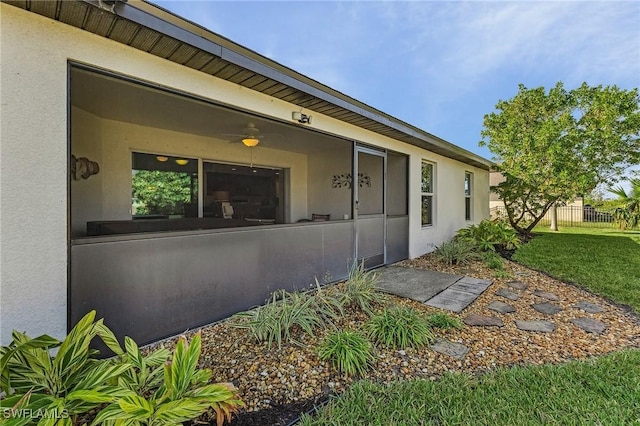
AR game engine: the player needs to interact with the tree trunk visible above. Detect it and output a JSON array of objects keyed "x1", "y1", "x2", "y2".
[{"x1": 550, "y1": 202, "x2": 558, "y2": 231}]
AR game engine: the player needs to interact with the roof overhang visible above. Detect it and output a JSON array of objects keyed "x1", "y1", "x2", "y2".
[{"x1": 3, "y1": 0, "x2": 492, "y2": 170}]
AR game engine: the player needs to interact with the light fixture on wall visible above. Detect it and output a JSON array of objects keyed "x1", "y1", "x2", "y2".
[
  {"x1": 156, "y1": 156, "x2": 169, "y2": 162},
  {"x1": 242, "y1": 137, "x2": 260, "y2": 147},
  {"x1": 292, "y1": 111, "x2": 312, "y2": 124},
  {"x1": 175, "y1": 159, "x2": 189, "y2": 165}
]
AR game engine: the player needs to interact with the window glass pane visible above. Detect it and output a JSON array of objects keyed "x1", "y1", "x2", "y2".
[
  {"x1": 203, "y1": 162, "x2": 284, "y2": 223},
  {"x1": 421, "y1": 162, "x2": 433, "y2": 193},
  {"x1": 465, "y1": 197, "x2": 471, "y2": 221},
  {"x1": 132, "y1": 153, "x2": 198, "y2": 218},
  {"x1": 464, "y1": 173, "x2": 471, "y2": 196},
  {"x1": 421, "y1": 195, "x2": 432, "y2": 226}
]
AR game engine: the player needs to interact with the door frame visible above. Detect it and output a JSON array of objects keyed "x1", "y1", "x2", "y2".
[{"x1": 353, "y1": 144, "x2": 387, "y2": 269}]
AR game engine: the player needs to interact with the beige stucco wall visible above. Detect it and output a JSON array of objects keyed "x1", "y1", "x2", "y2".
[{"x1": 0, "y1": 4, "x2": 489, "y2": 344}]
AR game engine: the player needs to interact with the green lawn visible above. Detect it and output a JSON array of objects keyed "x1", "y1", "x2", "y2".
[
  {"x1": 300, "y1": 350, "x2": 640, "y2": 426},
  {"x1": 512, "y1": 227, "x2": 640, "y2": 312},
  {"x1": 301, "y1": 226, "x2": 640, "y2": 425}
]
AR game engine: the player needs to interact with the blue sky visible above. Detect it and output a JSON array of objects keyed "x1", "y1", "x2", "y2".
[{"x1": 154, "y1": 0, "x2": 639, "y2": 165}]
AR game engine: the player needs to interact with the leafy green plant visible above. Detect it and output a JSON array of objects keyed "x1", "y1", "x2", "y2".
[
  {"x1": 308, "y1": 279, "x2": 345, "y2": 326},
  {"x1": 433, "y1": 239, "x2": 479, "y2": 265},
  {"x1": 426, "y1": 313, "x2": 463, "y2": 330},
  {"x1": 0, "y1": 310, "x2": 129, "y2": 425},
  {"x1": 482, "y1": 250, "x2": 504, "y2": 270},
  {"x1": 1, "y1": 312, "x2": 243, "y2": 426},
  {"x1": 366, "y1": 306, "x2": 433, "y2": 349},
  {"x1": 234, "y1": 289, "x2": 323, "y2": 349},
  {"x1": 94, "y1": 332, "x2": 243, "y2": 426},
  {"x1": 610, "y1": 178, "x2": 640, "y2": 230},
  {"x1": 342, "y1": 261, "x2": 386, "y2": 315},
  {"x1": 456, "y1": 219, "x2": 521, "y2": 252},
  {"x1": 318, "y1": 331, "x2": 374, "y2": 376}
]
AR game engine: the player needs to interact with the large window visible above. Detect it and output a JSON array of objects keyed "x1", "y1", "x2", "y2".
[
  {"x1": 421, "y1": 161, "x2": 435, "y2": 226},
  {"x1": 132, "y1": 153, "x2": 198, "y2": 218},
  {"x1": 203, "y1": 162, "x2": 284, "y2": 223},
  {"x1": 465, "y1": 172, "x2": 473, "y2": 221}
]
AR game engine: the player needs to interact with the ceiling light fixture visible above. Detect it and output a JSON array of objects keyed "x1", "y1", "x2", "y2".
[
  {"x1": 175, "y1": 159, "x2": 189, "y2": 165},
  {"x1": 156, "y1": 156, "x2": 169, "y2": 162},
  {"x1": 242, "y1": 137, "x2": 260, "y2": 147}
]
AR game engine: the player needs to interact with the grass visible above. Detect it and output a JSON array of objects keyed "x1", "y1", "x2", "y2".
[
  {"x1": 300, "y1": 349, "x2": 640, "y2": 425},
  {"x1": 301, "y1": 226, "x2": 640, "y2": 425},
  {"x1": 512, "y1": 227, "x2": 640, "y2": 312}
]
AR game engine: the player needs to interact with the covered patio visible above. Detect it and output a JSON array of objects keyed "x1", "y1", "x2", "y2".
[{"x1": 70, "y1": 65, "x2": 409, "y2": 344}]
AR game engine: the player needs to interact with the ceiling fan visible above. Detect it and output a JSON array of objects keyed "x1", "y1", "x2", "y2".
[{"x1": 223, "y1": 123, "x2": 280, "y2": 147}]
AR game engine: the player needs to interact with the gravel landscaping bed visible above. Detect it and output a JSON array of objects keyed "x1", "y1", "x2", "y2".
[{"x1": 148, "y1": 255, "x2": 640, "y2": 425}]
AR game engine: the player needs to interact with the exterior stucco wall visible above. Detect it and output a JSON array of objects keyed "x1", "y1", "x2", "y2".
[{"x1": 0, "y1": 4, "x2": 489, "y2": 344}]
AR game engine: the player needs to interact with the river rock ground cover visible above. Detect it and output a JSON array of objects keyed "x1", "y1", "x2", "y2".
[{"x1": 148, "y1": 254, "x2": 640, "y2": 426}]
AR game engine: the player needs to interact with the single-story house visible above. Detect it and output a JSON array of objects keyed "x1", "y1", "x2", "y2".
[{"x1": 0, "y1": 0, "x2": 491, "y2": 346}]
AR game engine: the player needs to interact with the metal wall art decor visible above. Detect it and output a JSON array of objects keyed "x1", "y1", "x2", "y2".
[
  {"x1": 332, "y1": 172, "x2": 371, "y2": 189},
  {"x1": 71, "y1": 155, "x2": 100, "y2": 180}
]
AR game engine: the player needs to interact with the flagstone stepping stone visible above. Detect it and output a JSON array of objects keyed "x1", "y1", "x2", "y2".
[
  {"x1": 572, "y1": 301, "x2": 605, "y2": 314},
  {"x1": 533, "y1": 290, "x2": 560, "y2": 301},
  {"x1": 496, "y1": 288, "x2": 522, "y2": 301},
  {"x1": 487, "y1": 300, "x2": 516, "y2": 314},
  {"x1": 506, "y1": 281, "x2": 528, "y2": 291},
  {"x1": 429, "y1": 337, "x2": 469, "y2": 360},
  {"x1": 532, "y1": 302, "x2": 563, "y2": 315},
  {"x1": 515, "y1": 320, "x2": 555, "y2": 333},
  {"x1": 464, "y1": 313, "x2": 504, "y2": 327},
  {"x1": 570, "y1": 317, "x2": 607, "y2": 334}
]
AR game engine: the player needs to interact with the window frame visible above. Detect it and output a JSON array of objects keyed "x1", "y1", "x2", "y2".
[
  {"x1": 421, "y1": 160, "x2": 435, "y2": 227},
  {"x1": 464, "y1": 171, "x2": 473, "y2": 221}
]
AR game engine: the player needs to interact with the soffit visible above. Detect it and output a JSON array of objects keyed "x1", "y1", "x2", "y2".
[{"x1": 3, "y1": 0, "x2": 492, "y2": 170}]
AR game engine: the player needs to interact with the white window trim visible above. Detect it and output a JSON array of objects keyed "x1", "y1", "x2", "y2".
[{"x1": 421, "y1": 160, "x2": 436, "y2": 227}]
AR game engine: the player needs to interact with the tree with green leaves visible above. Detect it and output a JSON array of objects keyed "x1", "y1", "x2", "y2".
[
  {"x1": 481, "y1": 82, "x2": 640, "y2": 235},
  {"x1": 132, "y1": 170, "x2": 197, "y2": 216},
  {"x1": 611, "y1": 178, "x2": 640, "y2": 229}
]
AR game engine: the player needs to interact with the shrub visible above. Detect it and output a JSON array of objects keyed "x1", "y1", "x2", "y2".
[
  {"x1": 482, "y1": 250, "x2": 504, "y2": 270},
  {"x1": 94, "y1": 332, "x2": 243, "y2": 426},
  {"x1": 318, "y1": 331, "x2": 374, "y2": 376},
  {"x1": 341, "y1": 261, "x2": 386, "y2": 315},
  {"x1": 366, "y1": 306, "x2": 433, "y2": 349},
  {"x1": 456, "y1": 219, "x2": 521, "y2": 252},
  {"x1": 433, "y1": 239, "x2": 479, "y2": 265},
  {"x1": 426, "y1": 312, "x2": 464, "y2": 330},
  {"x1": 234, "y1": 289, "x2": 323, "y2": 349},
  {"x1": 0, "y1": 311, "x2": 243, "y2": 426}
]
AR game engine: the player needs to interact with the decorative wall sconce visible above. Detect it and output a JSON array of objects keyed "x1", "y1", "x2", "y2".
[
  {"x1": 71, "y1": 155, "x2": 100, "y2": 180},
  {"x1": 332, "y1": 172, "x2": 371, "y2": 189},
  {"x1": 292, "y1": 111, "x2": 312, "y2": 124}
]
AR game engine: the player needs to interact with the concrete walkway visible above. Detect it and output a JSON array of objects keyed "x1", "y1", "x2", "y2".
[{"x1": 375, "y1": 266, "x2": 492, "y2": 313}]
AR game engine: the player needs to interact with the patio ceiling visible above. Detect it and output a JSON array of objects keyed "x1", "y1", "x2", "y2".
[
  {"x1": 71, "y1": 67, "x2": 347, "y2": 155},
  {"x1": 6, "y1": 0, "x2": 492, "y2": 170}
]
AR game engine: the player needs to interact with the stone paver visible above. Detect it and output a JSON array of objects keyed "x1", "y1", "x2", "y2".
[
  {"x1": 533, "y1": 290, "x2": 560, "y2": 301},
  {"x1": 425, "y1": 277, "x2": 492, "y2": 313},
  {"x1": 429, "y1": 337, "x2": 469, "y2": 360},
  {"x1": 496, "y1": 288, "x2": 522, "y2": 301},
  {"x1": 376, "y1": 267, "x2": 462, "y2": 302},
  {"x1": 515, "y1": 320, "x2": 556, "y2": 333},
  {"x1": 464, "y1": 313, "x2": 504, "y2": 327},
  {"x1": 571, "y1": 317, "x2": 607, "y2": 334},
  {"x1": 572, "y1": 301, "x2": 605, "y2": 314},
  {"x1": 532, "y1": 302, "x2": 563, "y2": 315},
  {"x1": 487, "y1": 300, "x2": 516, "y2": 314},
  {"x1": 506, "y1": 281, "x2": 528, "y2": 291}
]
